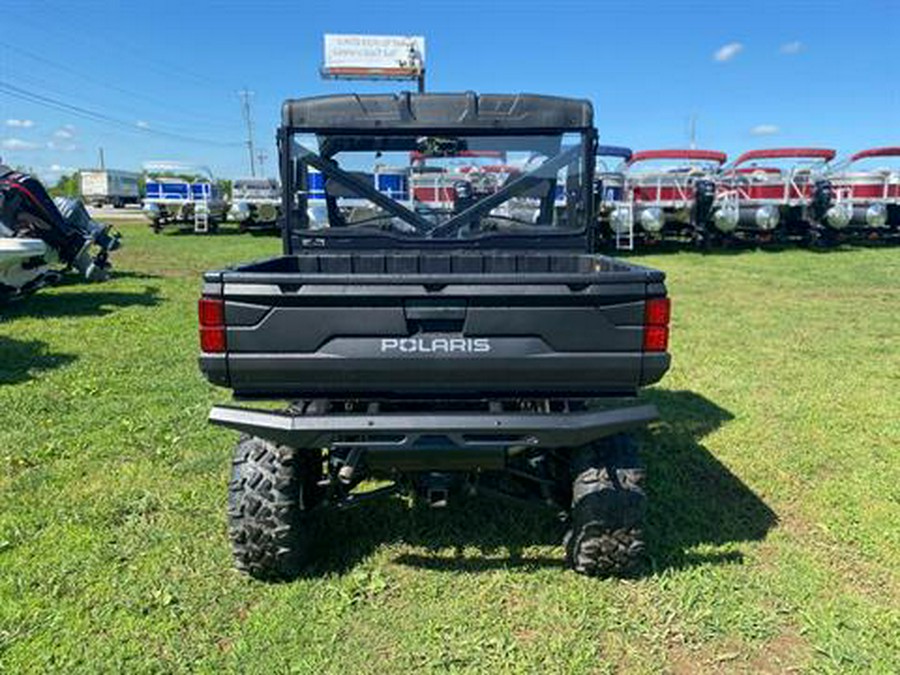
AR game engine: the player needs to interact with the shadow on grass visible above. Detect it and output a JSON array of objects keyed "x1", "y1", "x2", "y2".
[
  {"x1": 615, "y1": 240, "x2": 749, "y2": 258},
  {"x1": 155, "y1": 225, "x2": 280, "y2": 239},
  {"x1": 162, "y1": 225, "x2": 249, "y2": 238},
  {"x1": 108, "y1": 270, "x2": 164, "y2": 281},
  {"x1": 309, "y1": 496, "x2": 566, "y2": 577},
  {"x1": 639, "y1": 389, "x2": 777, "y2": 573},
  {"x1": 299, "y1": 389, "x2": 776, "y2": 578},
  {"x1": 0, "y1": 285, "x2": 161, "y2": 320},
  {"x1": 0, "y1": 335, "x2": 77, "y2": 385},
  {"x1": 240, "y1": 224, "x2": 281, "y2": 238},
  {"x1": 47, "y1": 269, "x2": 163, "y2": 289},
  {"x1": 245, "y1": 230, "x2": 281, "y2": 239},
  {"x1": 614, "y1": 235, "x2": 895, "y2": 259}
]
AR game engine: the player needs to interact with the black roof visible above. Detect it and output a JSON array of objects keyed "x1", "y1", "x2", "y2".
[{"x1": 281, "y1": 92, "x2": 593, "y2": 133}]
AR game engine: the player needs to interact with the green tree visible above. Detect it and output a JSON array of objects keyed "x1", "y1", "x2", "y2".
[
  {"x1": 48, "y1": 173, "x2": 79, "y2": 198},
  {"x1": 218, "y1": 179, "x2": 233, "y2": 200}
]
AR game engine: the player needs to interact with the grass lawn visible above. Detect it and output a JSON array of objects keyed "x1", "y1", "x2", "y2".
[{"x1": 1, "y1": 222, "x2": 898, "y2": 673}]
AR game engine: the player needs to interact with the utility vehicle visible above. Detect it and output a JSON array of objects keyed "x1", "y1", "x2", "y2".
[{"x1": 198, "y1": 92, "x2": 672, "y2": 578}]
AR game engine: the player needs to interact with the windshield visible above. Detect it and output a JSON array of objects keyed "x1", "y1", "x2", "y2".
[{"x1": 287, "y1": 132, "x2": 589, "y2": 240}]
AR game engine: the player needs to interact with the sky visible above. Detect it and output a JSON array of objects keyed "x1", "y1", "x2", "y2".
[{"x1": 0, "y1": 0, "x2": 897, "y2": 183}]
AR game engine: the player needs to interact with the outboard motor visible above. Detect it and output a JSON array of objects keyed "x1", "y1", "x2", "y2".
[
  {"x1": 1, "y1": 167, "x2": 83, "y2": 256},
  {"x1": 813, "y1": 178, "x2": 853, "y2": 233},
  {"x1": 693, "y1": 179, "x2": 717, "y2": 236},
  {"x1": 53, "y1": 197, "x2": 122, "y2": 280},
  {"x1": 0, "y1": 166, "x2": 120, "y2": 281},
  {"x1": 452, "y1": 179, "x2": 477, "y2": 213},
  {"x1": 809, "y1": 179, "x2": 834, "y2": 225}
]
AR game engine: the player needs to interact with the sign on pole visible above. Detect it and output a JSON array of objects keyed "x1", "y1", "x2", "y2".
[{"x1": 322, "y1": 34, "x2": 426, "y2": 90}]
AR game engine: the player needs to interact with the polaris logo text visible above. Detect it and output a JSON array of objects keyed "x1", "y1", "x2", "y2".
[{"x1": 381, "y1": 338, "x2": 491, "y2": 354}]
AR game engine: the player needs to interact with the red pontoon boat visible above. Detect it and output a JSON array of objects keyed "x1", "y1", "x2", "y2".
[
  {"x1": 718, "y1": 148, "x2": 836, "y2": 241},
  {"x1": 827, "y1": 147, "x2": 900, "y2": 235},
  {"x1": 625, "y1": 149, "x2": 728, "y2": 242}
]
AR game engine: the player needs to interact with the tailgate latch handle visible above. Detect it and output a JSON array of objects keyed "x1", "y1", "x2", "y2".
[{"x1": 404, "y1": 299, "x2": 468, "y2": 332}]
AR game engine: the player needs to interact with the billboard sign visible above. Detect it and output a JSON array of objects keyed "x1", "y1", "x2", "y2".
[{"x1": 322, "y1": 34, "x2": 425, "y2": 80}]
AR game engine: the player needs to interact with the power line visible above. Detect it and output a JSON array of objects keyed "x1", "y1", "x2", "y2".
[
  {"x1": 256, "y1": 150, "x2": 268, "y2": 177},
  {"x1": 11, "y1": 12, "x2": 236, "y2": 92},
  {"x1": 7, "y1": 67, "x2": 238, "y2": 139},
  {"x1": 0, "y1": 40, "x2": 242, "y2": 131},
  {"x1": 0, "y1": 80, "x2": 243, "y2": 148}
]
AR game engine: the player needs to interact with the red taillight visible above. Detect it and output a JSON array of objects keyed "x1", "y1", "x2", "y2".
[
  {"x1": 200, "y1": 327, "x2": 226, "y2": 353},
  {"x1": 198, "y1": 297, "x2": 225, "y2": 327},
  {"x1": 644, "y1": 297, "x2": 671, "y2": 327},
  {"x1": 643, "y1": 297, "x2": 671, "y2": 352},
  {"x1": 643, "y1": 325, "x2": 669, "y2": 352},
  {"x1": 198, "y1": 297, "x2": 225, "y2": 353}
]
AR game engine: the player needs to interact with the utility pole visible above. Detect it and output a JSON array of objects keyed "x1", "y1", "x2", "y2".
[
  {"x1": 408, "y1": 42, "x2": 425, "y2": 93},
  {"x1": 689, "y1": 114, "x2": 697, "y2": 150},
  {"x1": 238, "y1": 88, "x2": 256, "y2": 177},
  {"x1": 256, "y1": 150, "x2": 268, "y2": 177},
  {"x1": 98, "y1": 147, "x2": 105, "y2": 170}
]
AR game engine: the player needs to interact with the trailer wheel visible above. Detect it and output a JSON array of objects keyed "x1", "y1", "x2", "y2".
[
  {"x1": 564, "y1": 433, "x2": 646, "y2": 577},
  {"x1": 228, "y1": 435, "x2": 322, "y2": 580}
]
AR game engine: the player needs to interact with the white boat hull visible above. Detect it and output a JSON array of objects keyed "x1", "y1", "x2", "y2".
[{"x1": 0, "y1": 238, "x2": 50, "y2": 296}]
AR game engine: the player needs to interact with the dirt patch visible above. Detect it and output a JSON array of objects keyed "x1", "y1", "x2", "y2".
[
  {"x1": 746, "y1": 630, "x2": 811, "y2": 674},
  {"x1": 765, "y1": 508, "x2": 900, "y2": 604},
  {"x1": 660, "y1": 631, "x2": 810, "y2": 675}
]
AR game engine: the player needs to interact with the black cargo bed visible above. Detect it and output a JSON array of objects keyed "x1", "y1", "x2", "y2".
[{"x1": 216, "y1": 251, "x2": 651, "y2": 279}]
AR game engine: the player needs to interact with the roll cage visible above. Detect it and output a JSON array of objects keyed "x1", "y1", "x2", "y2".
[{"x1": 278, "y1": 92, "x2": 597, "y2": 252}]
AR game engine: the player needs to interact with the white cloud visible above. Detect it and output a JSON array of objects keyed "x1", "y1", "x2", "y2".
[
  {"x1": 136, "y1": 120, "x2": 150, "y2": 129},
  {"x1": 1, "y1": 138, "x2": 40, "y2": 151},
  {"x1": 780, "y1": 41, "x2": 804, "y2": 55},
  {"x1": 46, "y1": 139, "x2": 78, "y2": 152},
  {"x1": 5, "y1": 119, "x2": 35, "y2": 128},
  {"x1": 750, "y1": 124, "x2": 780, "y2": 136},
  {"x1": 714, "y1": 42, "x2": 744, "y2": 62},
  {"x1": 53, "y1": 127, "x2": 75, "y2": 139}
]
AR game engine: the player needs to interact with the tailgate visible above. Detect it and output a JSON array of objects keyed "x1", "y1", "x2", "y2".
[{"x1": 199, "y1": 253, "x2": 670, "y2": 398}]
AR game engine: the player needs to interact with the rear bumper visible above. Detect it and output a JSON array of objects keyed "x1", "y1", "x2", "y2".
[{"x1": 208, "y1": 403, "x2": 659, "y2": 450}]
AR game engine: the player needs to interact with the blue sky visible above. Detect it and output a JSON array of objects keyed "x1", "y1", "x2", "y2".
[{"x1": 1, "y1": 0, "x2": 897, "y2": 182}]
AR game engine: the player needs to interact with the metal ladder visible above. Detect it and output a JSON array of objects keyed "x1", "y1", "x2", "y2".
[
  {"x1": 614, "y1": 202, "x2": 635, "y2": 251},
  {"x1": 194, "y1": 201, "x2": 209, "y2": 233}
]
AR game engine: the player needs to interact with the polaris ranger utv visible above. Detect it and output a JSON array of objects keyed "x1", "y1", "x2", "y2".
[{"x1": 198, "y1": 92, "x2": 672, "y2": 579}]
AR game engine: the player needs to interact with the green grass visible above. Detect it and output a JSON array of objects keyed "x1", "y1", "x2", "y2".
[{"x1": 1, "y1": 222, "x2": 898, "y2": 673}]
